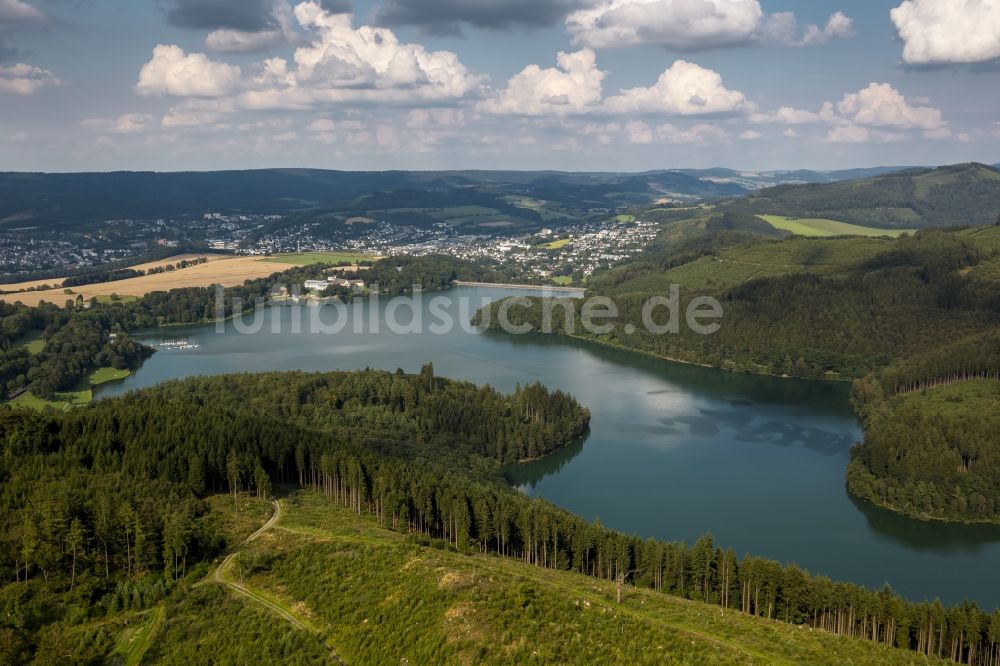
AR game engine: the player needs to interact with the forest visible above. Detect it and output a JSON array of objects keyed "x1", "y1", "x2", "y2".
[
  {"x1": 1, "y1": 368, "x2": 998, "y2": 664},
  {"x1": 730, "y1": 163, "x2": 1000, "y2": 229},
  {"x1": 476, "y1": 229, "x2": 1000, "y2": 380},
  {"x1": 847, "y1": 331, "x2": 1000, "y2": 522},
  {"x1": 474, "y1": 224, "x2": 1000, "y2": 525},
  {"x1": 0, "y1": 260, "x2": 358, "y2": 401},
  {"x1": 0, "y1": 368, "x2": 589, "y2": 661}
]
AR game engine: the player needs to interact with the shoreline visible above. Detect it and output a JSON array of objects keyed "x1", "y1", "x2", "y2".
[{"x1": 454, "y1": 281, "x2": 584, "y2": 293}]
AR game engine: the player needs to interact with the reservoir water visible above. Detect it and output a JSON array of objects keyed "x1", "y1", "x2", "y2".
[{"x1": 98, "y1": 287, "x2": 1000, "y2": 609}]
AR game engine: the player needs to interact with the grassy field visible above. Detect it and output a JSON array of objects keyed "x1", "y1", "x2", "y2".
[
  {"x1": 42, "y1": 490, "x2": 950, "y2": 663},
  {"x1": 193, "y1": 492, "x2": 946, "y2": 665},
  {"x1": 643, "y1": 235, "x2": 893, "y2": 292},
  {"x1": 537, "y1": 238, "x2": 572, "y2": 250},
  {"x1": 758, "y1": 215, "x2": 915, "y2": 238},
  {"x1": 89, "y1": 366, "x2": 132, "y2": 385},
  {"x1": 613, "y1": 214, "x2": 636, "y2": 223},
  {"x1": 7, "y1": 366, "x2": 131, "y2": 411},
  {"x1": 13, "y1": 329, "x2": 45, "y2": 355},
  {"x1": 550, "y1": 276, "x2": 573, "y2": 285},
  {"x1": 895, "y1": 379, "x2": 1000, "y2": 419},
  {"x1": 263, "y1": 252, "x2": 376, "y2": 265}
]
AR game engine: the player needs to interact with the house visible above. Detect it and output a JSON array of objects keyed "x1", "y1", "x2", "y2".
[{"x1": 304, "y1": 279, "x2": 329, "y2": 292}]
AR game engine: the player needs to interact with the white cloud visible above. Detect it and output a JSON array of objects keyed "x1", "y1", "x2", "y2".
[
  {"x1": 287, "y1": 3, "x2": 480, "y2": 101},
  {"x1": 891, "y1": 0, "x2": 1000, "y2": 65},
  {"x1": 826, "y1": 124, "x2": 905, "y2": 144},
  {"x1": 782, "y1": 128, "x2": 798, "y2": 138},
  {"x1": 566, "y1": 1, "x2": 853, "y2": 51},
  {"x1": 749, "y1": 106, "x2": 820, "y2": 124},
  {"x1": 762, "y1": 11, "x2": 854, "y2": 46},
  {"x1": 205, "y1": 0, "x2": 301, "y2": 52},
  {"x1": 139, "y1": 4, "x2": 482, "y2": 114},
  {"x1": 0, "y1": 63, "x2": 60, "y2": 95},
  {"x1": 604, "y1": 59, "x2": 746, "y2": 115},
  {"x1": 567, "y1": 0, "x2": 763, "y2": 50},
  {"x1": 136, "y1": 45, "x2": 243, "y2": 97},
  {"x1": 0, "y1": 0, "x2": 45, "y2": 21},
  {"x1": 826, "y1": 124, "x2": 870, "y2": 143},
  {"x1": 836, "y1": 82, "x2": 945, "y2": 130},
  {"x1": 81, "y1": 113, "x2": 156, "y2": 134},
  {"x1": 656, "y1": 122, "x2": 727, "y2": 143},
  {"x1": 478, "y1": 49, "x2": 605, "y2": 116},
  {"x1": 620, "y1": 120, "x2": 726, "y2": 144},
  {"x1": 740, "y1": 129, "x2": 762, "y2": 140}
]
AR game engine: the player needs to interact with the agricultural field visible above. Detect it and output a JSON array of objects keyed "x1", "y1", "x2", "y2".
[
  {"x1": 0, "y1": 256, "x2": 297, "y2": 307},
  {"x1": 0, "y1": 253, "x2": 229, "y2": 293},
  {"x1": 758, "y1": 215, "x2": 915, "y2": 238},
  {"x1": 263, "y1": 252, "x2": 376, "y2": 266}
]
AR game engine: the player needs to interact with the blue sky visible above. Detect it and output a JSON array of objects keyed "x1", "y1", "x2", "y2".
[{"x1": 0, "y1": 0, "x2": 998, "y2": 172}]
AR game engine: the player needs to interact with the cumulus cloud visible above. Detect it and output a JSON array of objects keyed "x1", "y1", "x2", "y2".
[
  {"x1": 136, "y1": 45, "x2": 243, "y2": 97},
  {"x1": 740, "y1": 129, "x2": 762, "y2": 140},
  {"x1": 762, "y1": 11, "x2": 854, "y2": 46},
  {"x1": 826, "y1": 125, "x2": 904, "y2": 144},
  {"x1": 0, "y1": 0, "x2": 45, "y2": 22},
  {"x1": 0, "y1": 62, "x2": 59, "y2": 94},
  {"x1": 749, "y1": 106, "x2": 821, "y2": 124},
  {"x1": 567, "y1": 0, "x2": 763, "y2": 50},
  {"x1": 377, "y1": 0, "x2": 586, "y2": 35},
  {"x1": 604, "y1": 59, "x2": 746, "y2": 115},
  {"x1": 480, "y1": 51, "x2": 745, "y2": 119},
  {"x1": 891, "y1": 0, "x2": 1000, "y2": 65},
  {"x1": 143, "y1": 3, "x2": 482, "y2": 118},
  {"x1": 836, "y1": 82, "x2": 945, "y2": 130},
  {"x1": 81, "y1": 113, "x2": 156, "y2": 134},
  {"x1": 163, "y1": 0, "x2": 349, "y2": 31},
  {"x1": 0, "y1": 0, "x2": 48, "y2": 62},
  {"x1": 477, "y1": 48, "x2": 605, "y2": 115},
  {"x1": 566, "y1": 0, "x2": 853, "y2": 51}
]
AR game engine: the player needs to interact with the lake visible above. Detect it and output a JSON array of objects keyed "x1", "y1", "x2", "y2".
[{"x1": 98, "y1": 287, "x2": 1000, "y2": 609}]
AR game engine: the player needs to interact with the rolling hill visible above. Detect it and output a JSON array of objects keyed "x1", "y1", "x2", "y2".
[
  {"x1": 0, "y1": 169, "x2": 745, "y2": 233},
  {"x1": 730, "y1": 163, "x2": 1000, "y2": 229}
]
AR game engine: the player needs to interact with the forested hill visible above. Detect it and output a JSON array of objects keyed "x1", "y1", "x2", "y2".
[
  {"x1": 0, "y1": 369, "x2": 996, "y2": 664},
  {"x1": 730, "y1": 163, "x2": 1000, "y2": 229},
  {"x1": 0, "y1": 169, "x2": 742, "y2": 230}
]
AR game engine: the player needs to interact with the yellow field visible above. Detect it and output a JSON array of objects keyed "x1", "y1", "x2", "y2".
[
  {"x1": 0, "y1": 254, "x2": 229, "y2": 293},
  {"x1": 1, "y1": 255, "x2": 302, "y2": 307}
]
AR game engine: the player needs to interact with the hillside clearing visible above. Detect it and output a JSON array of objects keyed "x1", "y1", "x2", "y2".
[{"x1": 759, "y1": 215, "x2": 915, "y2": 238}]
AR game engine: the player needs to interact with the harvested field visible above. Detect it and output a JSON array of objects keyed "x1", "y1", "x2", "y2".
[
  {"x1": 0, "y1": 253, "x2": 229, "y2": 293},
  {"x1": 1, "y1": 256, "x2": 300, "y2": 307}
]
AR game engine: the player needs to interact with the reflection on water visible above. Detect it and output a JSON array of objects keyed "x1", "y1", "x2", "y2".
[
  {"x1": 850, "y1": 495, "x2": 1000, "y2": 555},
  {"x1": 506, "y1": 435, "x2": 587, "y2": 493},
  {"x1": 98, "y1": 289, "x2": 1000, "y2": 609}
]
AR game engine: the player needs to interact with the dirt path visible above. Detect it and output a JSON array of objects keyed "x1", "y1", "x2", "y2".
[{"x1": 212, "y1": 499, "x2": 343, "y2": 663}]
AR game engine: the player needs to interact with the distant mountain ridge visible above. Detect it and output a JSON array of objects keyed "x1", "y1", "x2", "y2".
[
  {"x1": 729, "y1": 163, "x2": 1000, "y2": 229},
  {"x1": 0, "y1": 163, "x2": 995, "y2": 231}
]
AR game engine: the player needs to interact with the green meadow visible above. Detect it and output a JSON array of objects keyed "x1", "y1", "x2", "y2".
[{"x1": 758, "y1": 215, "x2": 915, "y2": 238}]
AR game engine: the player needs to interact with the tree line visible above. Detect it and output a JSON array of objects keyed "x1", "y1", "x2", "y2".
[{"x1": 2, "y1": 367, "x2": 999, "y2": 664}]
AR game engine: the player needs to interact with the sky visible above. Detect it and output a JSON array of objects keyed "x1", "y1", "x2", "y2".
[{"x1": 0, "y1": 0, "x2": 998, "y2": 172}]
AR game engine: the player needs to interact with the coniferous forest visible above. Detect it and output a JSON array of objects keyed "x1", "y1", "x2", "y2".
[
  {"x1": 475, "y1": 224, "x2": 1000, "y2": 525},
  {"x1": 2, "y1": 368, "x2": 1000, "y2": 664}
]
